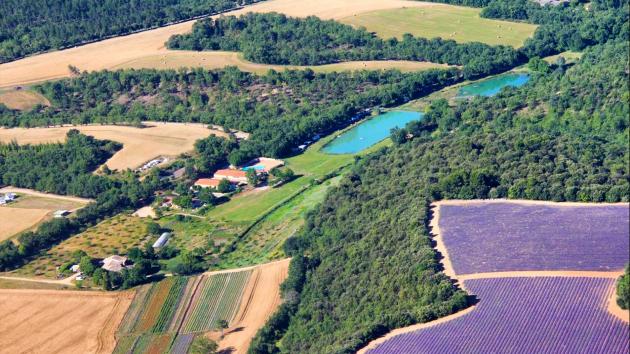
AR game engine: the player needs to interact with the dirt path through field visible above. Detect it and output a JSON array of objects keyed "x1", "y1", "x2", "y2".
[
  {"x1": 0, "y1": 274, "x2": 78, "y2": 285},
  {"x1": 216, "y1": 258, "x2": 290, "y2": 354},
  {"x1": 0, "y1": 0, "x2": 440, "y2": 88},
  {"x1": 0, "y1": 289, "x2": 133, "y2": 354},
  {"x1": 0, "y1": 187, "x2": 93, "y2": 204}
]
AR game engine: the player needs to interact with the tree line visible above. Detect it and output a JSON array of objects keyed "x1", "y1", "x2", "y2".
[
  {"x1": 0, "y1": 67, "x2": 461, "y2": 166},
  {"x1": 166, "y1": 12, "x2": 525, "y2": 79},
  {"x1": 0, "y1": 0, "x2": 262, "y2": 63},
  {"x1": 248, "y1": 40, "x2": 629, "y2": 353}
]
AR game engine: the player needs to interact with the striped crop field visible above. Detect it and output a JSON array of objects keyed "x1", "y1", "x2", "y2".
[
  {"x1": 182, "y1": 270, "x2": 251, "y2": 333},
  {"x1": 170, "y1": 334, "x2": 195, "y2": 354},
  {"x1": 151, "y1": 277, "x2": 188, "y2": 333},
  {"x1": 439, "y1": 202, "x2": 629, "y2": 274},
  {"x1": 369, "y1": 277, "x2": 629, "y2": 354},
  {"x1": 114, "y1": 270, "x2": 252, "y2": 353}
]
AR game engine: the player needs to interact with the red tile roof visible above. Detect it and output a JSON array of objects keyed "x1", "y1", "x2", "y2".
[
  {"x1": 214, "y1": 169, "x2": 247, "y2": 178},
  {"x1": 194, "y1": 178, "x2": 221, "y2": 187}
]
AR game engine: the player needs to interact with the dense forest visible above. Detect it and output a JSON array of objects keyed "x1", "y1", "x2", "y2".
[
  {"x1": 618, "y1": 265, "x2": 629, "y2": 310},
  {"x1": 167, "y1": 12, "x2": 524, "y2": 78},
  {"x1": 480, "y1": 0, "x2": 628, "y2": 57},
  {"x1": 0, "y1": 67, "x2": 460, "y2": 165},
  {"x1": 249, "y1": 40, "x2": 629, "y2": 353},
  {"x1": 0, "y1": 0, "x2": 262, "y2": 63},
  {"x1": 0, "y1": 131, "x2": 162, "y2": 271},
  {"x1": 0, "y1": 130, "x2": 118, "y2": 196}
]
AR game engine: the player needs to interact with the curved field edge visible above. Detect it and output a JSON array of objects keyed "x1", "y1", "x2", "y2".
[
  {"x1": 0, "y1": 0, "x2": 448, "y2": 88},
  {"x1": 358, "y1": 199, "x2": 629, "y2": 353},
  {"x1": 365, "y1": 277, "x2": 629, "y2": 354},
  {"x1": 112, "y1": 51, "x2": 453, "y2": 75}
]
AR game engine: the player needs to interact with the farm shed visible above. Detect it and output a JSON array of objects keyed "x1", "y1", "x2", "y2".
[
  {"x1": 153, "y1": 232, "x2": 171, "y2": 249},
  {"x1": 53, "y1": 210, "x2": 70, "y2": 218}
]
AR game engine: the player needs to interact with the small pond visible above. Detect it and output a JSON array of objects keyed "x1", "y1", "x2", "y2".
[
  {"x1": 322, "y1": 110, "x2": 423, "y2": 154},
  {"x1": 457, "y1": 73, "x2": 530, "y2": 98}
]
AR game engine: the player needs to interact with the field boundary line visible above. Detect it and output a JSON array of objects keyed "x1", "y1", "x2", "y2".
[
  {"x1": 231, "y1": 268, "x2": 261, "y2": 325},
  {"x1": 435, "y1": 199, "x2": 630, "y2": 208},
  {"x1": 458, "y1": 270, "x2": 624, "y2": 281},
  {"x1": 175, "y1": 275, "x2": 205, "y2": 333},
  {"x1": 429, "y1": 203, "x2": 456, "y2": 279},
  {"x1": 356, "y1": 305, "x2": 478, "y2": 354}
]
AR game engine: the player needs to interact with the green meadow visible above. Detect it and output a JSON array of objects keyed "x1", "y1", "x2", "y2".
[{"x1": 341, "y1": 6, "x2": 537, "y2": 48}]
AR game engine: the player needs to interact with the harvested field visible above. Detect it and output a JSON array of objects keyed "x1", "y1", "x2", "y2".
[
  {"x1": 0, "y1": 89, "x2": 50, "y2": 110},
  {"x1": 437, "y1": 201, "x2": 629, "y2": 275},
  {"x1": 114, "y1": 51, "x2": 452, "y2": 74},
  {"x1": 0, "y1": 187, "x2": 90, "y2": 241},
  {"x1": 0, "y1": 207, "x2": 49, "y2": 241},
  {"x1": 341, "y1": 6, "x2": 537, "y2": 47},
  {"x1": 0, "y1": 0, "x2": 443, "y2": 88},
  {"x1": 368, "y1": 277, "x2": 629, "y2": 354},
  {"x1": 0, "y1": 289, "x2": 133, "y2": 354},
  {"x1": 0, "y1": 122, "x2": 226, "y2": 170},
  {"x1": 217, "y1": 259, "x2": 291, "y2": 354}
]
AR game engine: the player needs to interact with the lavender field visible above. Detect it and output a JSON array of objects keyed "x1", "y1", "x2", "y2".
[
  {"x1": 369, "y1": 277, "x2": 629, "y2": 354},
  {"x1": 439, "y1": 203, "x2": 629, "y2": 274}
]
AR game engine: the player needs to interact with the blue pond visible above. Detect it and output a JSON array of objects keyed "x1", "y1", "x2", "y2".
[
  {"x1": 457, "y1": 73, "x2": 530, "y2": 98},
  {"x1": 322, "y1": 110, "x2": 423, "y2": 154}
]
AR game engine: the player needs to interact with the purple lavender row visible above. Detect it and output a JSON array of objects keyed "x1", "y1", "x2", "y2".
[
  {"x1": 370, "y1": 277, "x2": 629, "y2": 354},
  {"x1": 439, "y1": 203, "x2": 629, "y2": 274},
  {"x1": 170, "y1": 333, "x2": 195, "y2": 354}
]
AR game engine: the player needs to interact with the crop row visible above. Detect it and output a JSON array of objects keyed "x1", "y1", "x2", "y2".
[
  {"x1": 118, "y1": 284, "x2": 154, "y2": 334},
  {"x1": 439, "y1": 203, "x2": 629, "y2": 274},
  {"x1": 151, "y1": 277, "x2": 189, "y2": 333},
  {"x1": 182, "y1": 270, "x2": 251, "y2": 333},
  {"x1": 370, "y1": 277, "x2": 629, "y2": 354},
  {"x1": 170, "y1": 334, "x2": 195, "y2": 354}
]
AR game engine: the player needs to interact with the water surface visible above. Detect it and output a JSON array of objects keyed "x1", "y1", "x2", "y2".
[
  {"x1": 457, "y1": 73, "x2": 530, "y2": 98},
  {"x1": 322, "y1": 111, "x2": 422, "y2": 154}
]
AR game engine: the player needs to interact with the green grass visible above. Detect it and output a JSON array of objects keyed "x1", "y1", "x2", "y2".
[
  {"x1": 340, "y1": 6, "x2": 537, "y2": 47},
  {"x1": 218, "y1": 175, "x2": 343, "y2": 268}
]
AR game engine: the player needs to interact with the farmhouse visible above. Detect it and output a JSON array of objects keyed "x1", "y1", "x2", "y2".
[
  {"x1": 194, "y1": 178, "x2": 223, "y2": 188},
  {"x1": 153, "y1": 232, "x2": 171, "y2": 249},
  {"x1": 213, "y1": 169, "x2": 248, "y2": 184},
  {"x1": 101, "y1": 255, "x2": 129, "y2": 272}
]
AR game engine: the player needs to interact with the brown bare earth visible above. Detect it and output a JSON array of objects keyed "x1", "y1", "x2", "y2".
[
  {"x1": 0, "y1": 0, "x2": 441, "y2": 88},
  {"x1": 114, "y1": 51, "x2": 452, "y2": 74},
  {"x1": 0, "y1": 187, "x2": 91, "y2": 241},
  {"x1": 214, "y1": 258, "x2": 290, "y2": 354},
  {"x1": 0, "y1": 122, "x2": 227, "y2": 170},
  {"x1": 0, "y1": 289, "x2": 133, "y2": 354},
  {"x1": 0, "y1": 90, "x2": 50, "y2": 110},
  {"x1": 0, "y1": 208, "x2": 49, "y2": 241}
]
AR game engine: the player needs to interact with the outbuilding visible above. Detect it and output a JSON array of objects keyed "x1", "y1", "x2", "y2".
[{"x1": 153, "y1": 232, "x2": 171, "y2": 249}]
